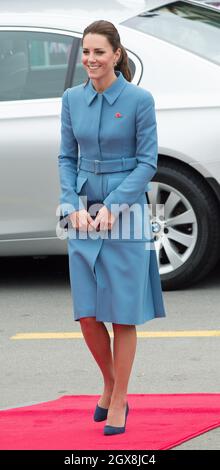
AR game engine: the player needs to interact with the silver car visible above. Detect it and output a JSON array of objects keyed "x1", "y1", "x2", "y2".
[{"x1": 0, "y1": 0, "x2": 220, "y2": 290}]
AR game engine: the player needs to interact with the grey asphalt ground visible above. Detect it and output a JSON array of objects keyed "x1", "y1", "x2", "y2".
[{"x1": 0, "y1": 255, "x2": 220, "y2": 450}]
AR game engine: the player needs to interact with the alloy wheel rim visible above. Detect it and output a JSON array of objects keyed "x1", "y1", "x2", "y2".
[{"x1": 148, "y1": 182, "x2": 198, "y2": 275}]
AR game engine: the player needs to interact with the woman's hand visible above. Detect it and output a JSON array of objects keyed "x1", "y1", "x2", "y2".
[
  {"x1": 92, "y1": 205, "x2": 116, "y2": 231},
  {"x1": 69, "y1": 209, "x2": 96, "y2": 232}
]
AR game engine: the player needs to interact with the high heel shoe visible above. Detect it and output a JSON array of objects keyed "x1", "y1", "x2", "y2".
[
  {"x1": 93, "y1": 403, "x2": 108, "y2": 422},
  {"x1": 103, "y1": 402, "x2": 129, "y2": 435}
]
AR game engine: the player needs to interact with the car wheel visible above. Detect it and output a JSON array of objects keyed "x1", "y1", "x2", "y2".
[{"x1": 148, "y1": 161, "x2": 220, "y2": 290}]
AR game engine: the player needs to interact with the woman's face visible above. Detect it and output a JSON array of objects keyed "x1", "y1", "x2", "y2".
[{"x1": 82, "y1": 33, "x2": 121, "y2": 80}]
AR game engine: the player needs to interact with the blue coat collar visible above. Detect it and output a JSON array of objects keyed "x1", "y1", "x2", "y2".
[{"x1": 84, "y1": 70, "x2": 128, "y2": 106}]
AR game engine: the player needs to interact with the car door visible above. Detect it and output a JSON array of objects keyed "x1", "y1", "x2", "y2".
[{"x1": 0, "y1": 29, "x2": 80, "y2": 244}]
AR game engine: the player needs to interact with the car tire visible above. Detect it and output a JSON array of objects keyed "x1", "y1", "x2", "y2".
[{"x1": 149, "y1": 161, "x2": 220, "y2": 290}]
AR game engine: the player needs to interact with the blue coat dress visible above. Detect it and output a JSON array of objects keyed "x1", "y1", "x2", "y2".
[{"x1": 58, "y1": 70, "x2": 166, "y2": 325}]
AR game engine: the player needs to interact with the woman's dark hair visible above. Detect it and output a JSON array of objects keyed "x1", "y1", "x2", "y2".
[{"x1": 81, "y1": 20, "x2": 132, "y2": 84}]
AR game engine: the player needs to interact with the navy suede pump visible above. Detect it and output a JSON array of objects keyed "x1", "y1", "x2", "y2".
[
  {"x1": 93, "y1": 403, "x2": 109, "y2": 422},
  {"x1": 103, "y1": 402, "x2": 129, "y2": 435}
]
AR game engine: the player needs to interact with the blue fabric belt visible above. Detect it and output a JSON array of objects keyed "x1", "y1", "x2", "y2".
[{"x1": 79, "y1": 156, "x2": 138, "y2": 174}]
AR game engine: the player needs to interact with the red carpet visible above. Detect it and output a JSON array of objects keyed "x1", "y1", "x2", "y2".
[{"x1": 1, "y1": 394, "x2": 220, "y2": 450}]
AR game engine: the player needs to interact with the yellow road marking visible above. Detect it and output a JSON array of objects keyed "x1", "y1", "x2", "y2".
[{"x1": 10, "y1": 330, "x2": 220, "y2": 340}]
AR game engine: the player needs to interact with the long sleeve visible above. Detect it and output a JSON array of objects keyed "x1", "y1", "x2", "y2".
[
  {"x1": 58, "y1": 88, "x2": 82, "y2": 216},
  {"x1": 103, "y1": 91, "x2": 158, "y2": 217}
]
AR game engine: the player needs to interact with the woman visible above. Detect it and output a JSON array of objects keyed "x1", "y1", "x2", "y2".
[{"x1": 58, "y1": 20, "x2": 166, "y2": 436}]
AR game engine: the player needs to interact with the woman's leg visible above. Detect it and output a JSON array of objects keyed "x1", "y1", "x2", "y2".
[
  {"x1": 79, "y1": 317, "x2": 115, "y2": 407},
  {"x1": 106, "y1": 323, "x2": 137, "y2": 426}
]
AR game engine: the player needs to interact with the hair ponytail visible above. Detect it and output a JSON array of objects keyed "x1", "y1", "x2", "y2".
[{"x1": 114, "y1": 43, "x2": 131, "y2": 82}]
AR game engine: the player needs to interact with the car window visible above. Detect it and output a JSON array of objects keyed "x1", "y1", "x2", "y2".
[
  {"x1": 121, "y1": 0, "x2": 220, "y2": 66},
  {"x1": 0, "y1": 31, "x2": 77, "y2": 101},
  {"x1": 71, "y1": 44, "x2": 136, "y2": 86},
  {"x1": 203, "y1": 2, "x2": 220, "y2": 8}
]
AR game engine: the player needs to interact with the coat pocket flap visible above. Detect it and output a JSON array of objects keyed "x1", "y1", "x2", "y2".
[{"x1": 76, "y1": 175, "x2": 88, "y2": 194}]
